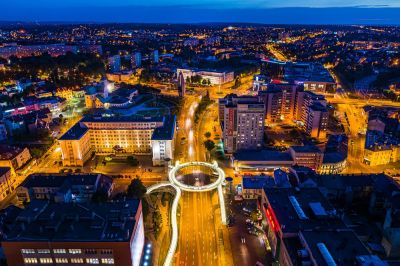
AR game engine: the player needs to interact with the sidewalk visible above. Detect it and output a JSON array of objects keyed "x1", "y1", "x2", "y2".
[{"x1": 212, "y1": 191, "x2": 234, "y2": 266}]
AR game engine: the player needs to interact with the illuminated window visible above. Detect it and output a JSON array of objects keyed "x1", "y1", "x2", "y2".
[
  {"x1": 23, "y1": 258, "x2": 38, "y2": 263},
  {"x1": 68, "y1": 249, "x2": 82, "y2": 254},
  {"x1": 100, "y1": 249, "x2": 113, "y2": 255},
  {"x1": 70, "y1": 258, "x2": 84, "y2": 263},
  {"x1": 39, "y1": 258, "x2": 53, "y2": 263},
  {"x1": 101, "y1": 258, "x2": 114, "y2": 264},
  {"x1": 86, "y1": 258, "x2": 99, "y2": 264},
  {"x1": 55, "y1": 258, "x2": 68, "y2": 263},
  {"x1": 38, "y1": 249, "x2": 50, "y2": 254},
  {"x1": 53, "y1": 249, "x2": 66, "y2": 254},
  {"x1": 21, "y1": 249, "x2": 35, "y2": 254}
]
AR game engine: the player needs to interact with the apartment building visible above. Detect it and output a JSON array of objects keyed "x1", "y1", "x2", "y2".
[
  {"x1": 258, "y1": 83, "x2": 303, "y2": 123},
  {"x1": 0, "y1": 145, "x2": 32, "y2": 175},
  {"x1": 296, "y1": 91, "x2": 328, "y2": 140},
  {"x1": 221, "y1": 95, "x2": 265, "y2": 153}
]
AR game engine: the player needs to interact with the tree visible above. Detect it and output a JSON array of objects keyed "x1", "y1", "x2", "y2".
[
  {"x1": 204, "y1": 140, "x2": 215, "y2": 152},
  {"x1": 127, "y1": 156, "x2": 139, "y2": 166},
  {"x1": 127, "y1": 178, "x2": 147, "y2": 199},
  {"x1": 233, "y1": 77, "x2": 242, "y2": 89},
  {"x1": 204, "y1": 132, "x2": 211, "y2": 139},
  {"x1": 204, "y1": 140, "x2": 215, "y2": 161},
  {"x1": 191, "y1": 74, "x2": 202, "y2": 84},
  {"x1": 30, "y1": 147, "x2": 45, "y2": 159}
]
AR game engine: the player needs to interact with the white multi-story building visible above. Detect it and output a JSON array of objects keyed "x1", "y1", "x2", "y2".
[
  {"x1": 59, "y1": 115, "x2": 176, "y2": 166},
  {"x1": 177, "y1": 68, "x2": 234, "y2": 85}
]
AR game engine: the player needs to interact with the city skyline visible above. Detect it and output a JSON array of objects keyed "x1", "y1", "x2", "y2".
[{"x1": 0, "y1": 13, "x2": 399, "y2": 266}]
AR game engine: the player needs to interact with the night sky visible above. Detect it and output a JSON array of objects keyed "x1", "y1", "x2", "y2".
[{"x1": 2, "y1": 0, "x2": 400, "y2": 24}]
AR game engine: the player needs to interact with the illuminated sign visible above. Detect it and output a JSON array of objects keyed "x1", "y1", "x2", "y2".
[{"x1": 264, "y1": 205, "x2": 280, "y2": 233}]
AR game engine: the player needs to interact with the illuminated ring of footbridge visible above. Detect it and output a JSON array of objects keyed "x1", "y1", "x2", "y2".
[
  {"x1": 168, "y1": 161, "x2": 225, "y2": 192},
  {"x1": 146, "y1": 182, "x2": 181, "y2": 266},
  {"x1": 146, "y1": 161, "x2": 227, "y2": 266},
  {"x1": 169, "y1": 161, "x2": 227, "y2": 225}
]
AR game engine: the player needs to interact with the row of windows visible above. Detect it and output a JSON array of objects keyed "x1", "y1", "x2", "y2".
[
  {"x1": 24, "y1": 257, "x2": 114, "y2": 264},
  {"x1": 22, "y1": 249, "x2": 81, "y2": 255},
  {"x1": 22, "y1": 249, "x2": 113, "y2": 255}
]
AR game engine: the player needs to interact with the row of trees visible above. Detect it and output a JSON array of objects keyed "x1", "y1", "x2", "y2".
[{"x1": 185, "y1": 75, "x2": 211, "y2": 86}]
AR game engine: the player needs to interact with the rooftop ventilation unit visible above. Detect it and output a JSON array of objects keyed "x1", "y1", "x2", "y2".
[{"x1": 288, "y1": 195, "x2": 308, "y2": 220}]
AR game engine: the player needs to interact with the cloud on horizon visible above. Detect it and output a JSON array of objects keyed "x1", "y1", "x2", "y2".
[{"x1": 1, "y1": 6, "x2": 400, "y2": 25}]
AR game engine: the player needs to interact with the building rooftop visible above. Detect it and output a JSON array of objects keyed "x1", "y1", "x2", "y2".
[
  {"x1": 81, "y1": 115, "x2": 164, "y2": 123},
  {"x1": 20, "y1": 173, "x2": 112, "y2": 190},
  {"x1": 242, "y1": 175, "x2": 271, "y2": 189},
  {"x1": 3, "y1": 200, "x2": 140, "y2": 242},
  {"x1": 310, "y1": 102, "x2": 328, "y2": 112},
  {"x1": 264, "y1": 187, "x2": 344, "y2": 233},
  {"x1": 301, "y1": 230, "x2": 370, "y2": 266},
  {"x1": 0, "y1": 145, "x2": 27, "y2": 160},
  {"x1": 0, "y1": 167, "x2": 11, "y2": 176},
  {"x1": 58, "y1": 123, "x2": 89, "y2": 141},
  {"x1": 234, "y1": 149, "x2": 293, "y2": 162},
  {"x1": 290, "y1": 145, "x2": 321, "y2": 153},
  {"x1": 322, "y1": 152, "x2": 347, "y2": 164},
  {"x1": 151, "y1": 115, "x2": 176, "y2": 140}
]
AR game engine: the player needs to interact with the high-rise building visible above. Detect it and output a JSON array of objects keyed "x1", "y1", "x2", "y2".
[
  {"x1": 258, "y1": 83, "x2": 303, "y2": 123},
  {"x1": 152, "y1": 50, "x2": 159, "y2": 64},
  {"x1": 221, "y1": 95, "x2": 265, "y2": 153},
  {"x1": 177, "y1": 72, "x2": 185, "y2": 98},
  {"x1": 108, "y1": 55, "x2": 121, "y2": 73},
  {"x1": 58, "y1": 115, "x2": 176, "y2": 167},
  {"x1": 306, "y1": 102, "x2": 329, "y2": 140},
  {"x1": 2, "y1": 200, "x2": 145, "y2": 266},
  {"x1": 131, "y1": 52, "x2": 142, "y2": 68},
  {"x1": 296, "y1": 91, "x2": 328, "y2": 140}
]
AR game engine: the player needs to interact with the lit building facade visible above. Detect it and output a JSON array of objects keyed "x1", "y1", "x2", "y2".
[
  {"x1": 59, "y1": 115, "x2": 176, "y2": 167},
  {"x1": 222, "y1": 96, "x2": 265, "y2": 154},
  {"x1": 296, "y1": 91, "x2": 328, "y2": 140},
  {"x1": 2, "y1": 200, "x2": 145, "y2": 266},
  {"x1": 289, "y1": 145, "x2": 323, "y2": 171},
  {"x1": 363, "y1": 145, "x2": 400, "y2": 166},
  {"x1": 0, "y1": 167, "x2": 14, "y2": 201},
  {"x1": 258, "y1": 83, "x2": 303, "y2": 123},
  {"x1": 0, "y1": 145, "x2": 32, "y2": 175}
]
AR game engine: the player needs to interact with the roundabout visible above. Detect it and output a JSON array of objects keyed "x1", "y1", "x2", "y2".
[{"x1": 146, "y1": 161, "x2": 227, "y2": 266}]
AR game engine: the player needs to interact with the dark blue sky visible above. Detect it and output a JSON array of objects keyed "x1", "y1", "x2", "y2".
[{"x1": 2, "y1": 1, "x2": 400, "y2": 24}]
